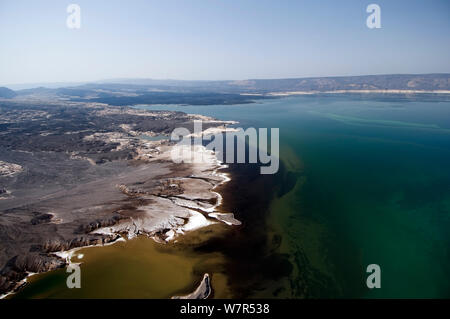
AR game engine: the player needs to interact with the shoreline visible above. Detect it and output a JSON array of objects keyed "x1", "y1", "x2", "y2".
[
  {"x1": 1, "y1": 120, "x2": 239, "y2": 299},
  {"x1": 0, "y1": 236, "x2": 127, "y2": 299},
  {"x1": 265, "y1": 89, "x2": 450, "y2": 96}
]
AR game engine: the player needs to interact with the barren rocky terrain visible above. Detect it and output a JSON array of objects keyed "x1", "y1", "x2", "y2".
[{"x1": 0, "y1": 98, "x2": 237, "y2": 296}]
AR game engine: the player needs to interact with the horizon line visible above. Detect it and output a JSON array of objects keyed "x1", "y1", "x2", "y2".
[{"x1": 3, "y1": 72, "x2": 450, "y2": 90}]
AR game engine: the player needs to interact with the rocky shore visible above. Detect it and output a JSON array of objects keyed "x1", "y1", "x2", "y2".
[
  {"x1": 172, "y1": 273, "x2": 212, "y2": 299},
  {"x1": 0, "y1": 100, "x2": 239, "y2": 297}
]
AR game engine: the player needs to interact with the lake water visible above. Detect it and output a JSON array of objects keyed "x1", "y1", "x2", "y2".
[{"x1": 14, "y1": 94, "x2": 450, "y2": 298}]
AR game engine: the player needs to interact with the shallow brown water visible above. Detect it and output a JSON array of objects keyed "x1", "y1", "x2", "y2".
[{"x1": 12, "y1": 223, "x2": 233, "y2": 299}]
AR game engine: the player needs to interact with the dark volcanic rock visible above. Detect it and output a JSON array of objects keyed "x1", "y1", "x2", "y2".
[
  {"x1": 0, "y1": 100, "x2": 229, "y2": 296},
  {"x1": 30, "y1": 213, "x2": 53, "y2": 225},
  {"x1": 0, "y1": 253, "x2": 66, "y2": 294}
]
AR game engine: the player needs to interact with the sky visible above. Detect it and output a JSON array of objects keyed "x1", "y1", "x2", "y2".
[{"x1": 0, "y1": 0, "x2": 449, "y2": 86}]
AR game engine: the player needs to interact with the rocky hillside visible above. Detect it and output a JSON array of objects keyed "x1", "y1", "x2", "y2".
[{"x1": 0, "y1": 87, "x2": 17, "y2": 99}]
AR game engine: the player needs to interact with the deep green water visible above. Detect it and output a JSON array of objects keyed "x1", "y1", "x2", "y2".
[
  {"x1": 136, "y1": 94, "x2": 450, "y2": 298},
  {"x1": 13, "y1": 94, "x2": 450, "y2": 299}
]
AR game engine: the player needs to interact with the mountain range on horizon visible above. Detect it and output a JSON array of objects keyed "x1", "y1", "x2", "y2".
[
  {"x1": 1, "y1": 74, "x2": 449, "y2": 104},
  {"x1": 3, "y1": 73, "x2": 450, "y2": 91}
]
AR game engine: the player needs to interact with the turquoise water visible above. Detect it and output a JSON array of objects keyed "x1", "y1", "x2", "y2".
[{"x1": 135, "y1": 94, "x2": 450, "y2": 298}]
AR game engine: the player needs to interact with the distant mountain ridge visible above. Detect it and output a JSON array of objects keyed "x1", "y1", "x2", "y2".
[
  {"x1": 2, "y1": 74, "x2": 449, "y2": 104},
  {"x1": 235, "y1": 74, "x2": 450, "y2": 93},
  {"x1": 0, "y1": 87, "x2": 17, "y2": 99},
  {"x1": 92, "y1": 73, "x2": 450, "y2": 92}
]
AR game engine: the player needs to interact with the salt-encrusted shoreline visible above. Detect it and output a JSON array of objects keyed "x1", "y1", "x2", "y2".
[
  {"x1": 266, "y1": 89, "x2": 450, "y2": 96},
  {"x1": 91, "y1": 140, "x2": 241, "y2": 243},
  {"x1": 0, "y1": 236, "x2": 126, "y2": 299},
  {"x1": 0, "y1": 272, "x2": 35, "y2": 299},
  {"x1": 172, "y1": 273, "x2": 212, "y2": 299},
  {"x1": 1, "y1": 116, "x2": 240, "y2": 299}
]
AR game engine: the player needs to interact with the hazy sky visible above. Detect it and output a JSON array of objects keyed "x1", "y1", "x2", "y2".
[{"x1": 1, "y1": 0, "x2": 449, "y2": 85}]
